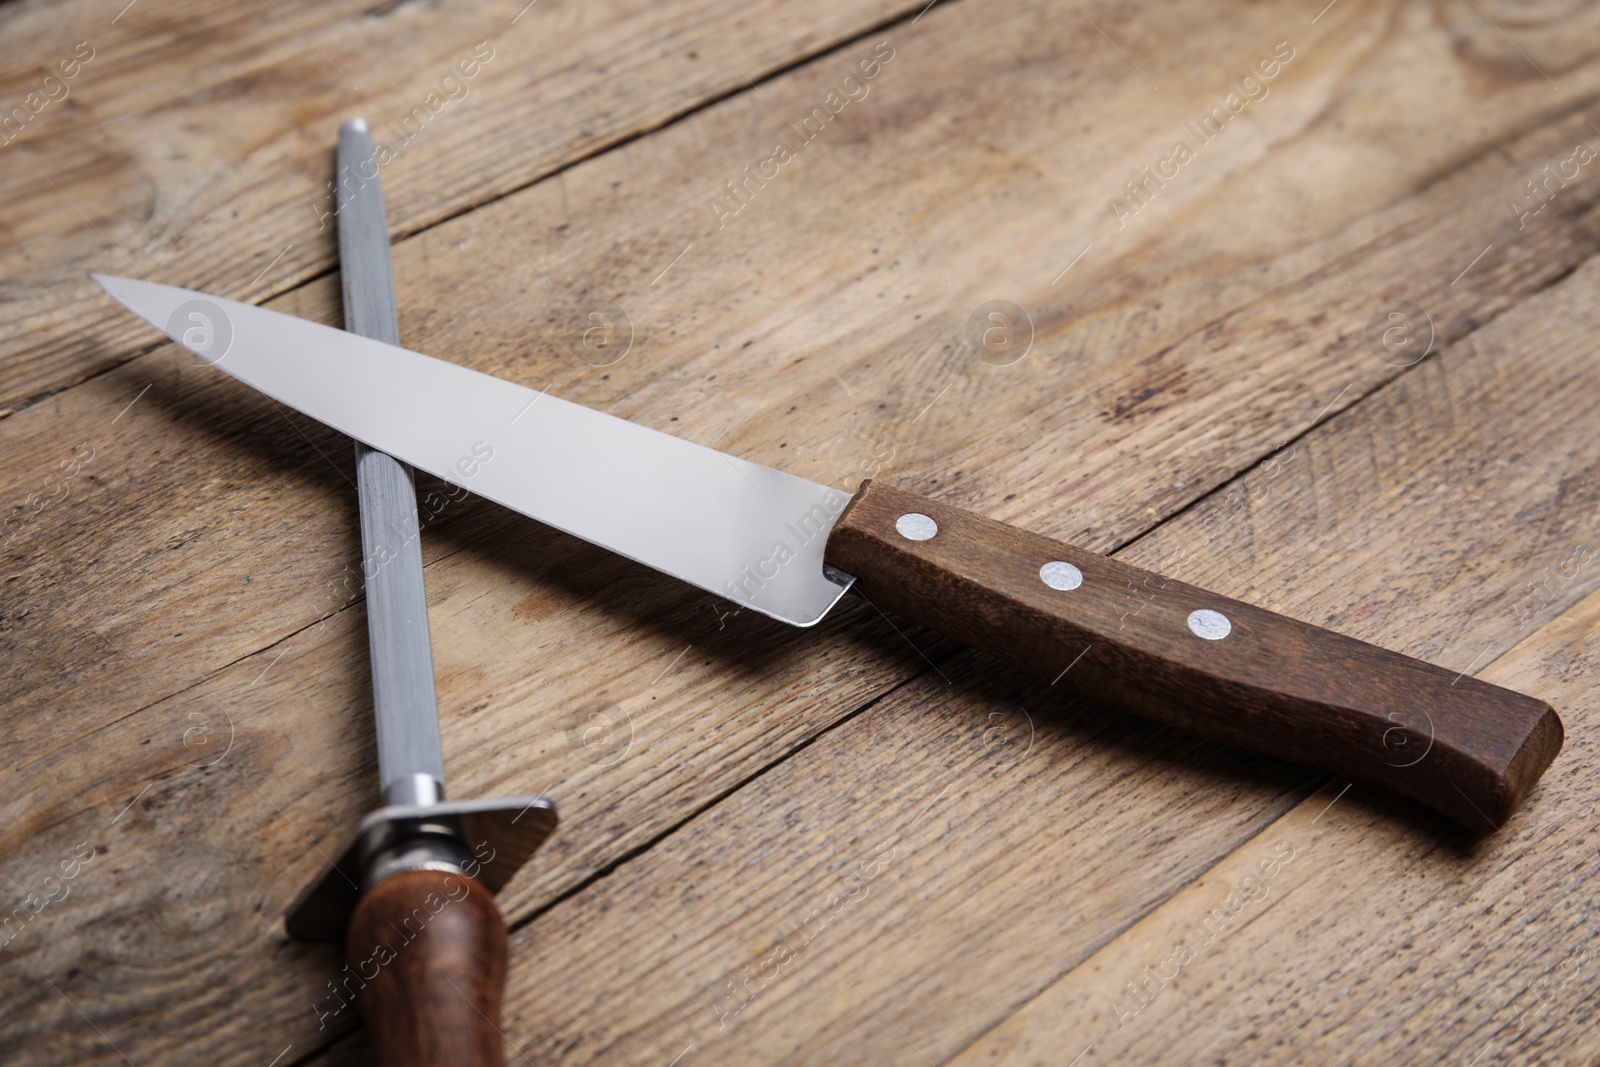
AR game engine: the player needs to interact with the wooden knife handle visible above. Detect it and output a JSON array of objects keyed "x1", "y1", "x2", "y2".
[
  {"x1": 346, "y1": 868, "x2": 508, "y2": 1067},
  {"x1": 824, "y1": 481, "x2": 1562, "y2": 832}
]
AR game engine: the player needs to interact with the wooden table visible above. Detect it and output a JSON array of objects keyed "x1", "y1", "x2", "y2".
[{"x1": 5, "y1": 1, "x2": 1599, "y2": 1063}]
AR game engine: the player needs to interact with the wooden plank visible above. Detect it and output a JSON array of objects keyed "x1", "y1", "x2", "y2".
[
  {"x1": 9, "y1": 0, "x2": 1600, "y2": 1062},
  {"x1": 316, "y1": 247, "x2": 1600, "y2": 1067},
  {"x1": 0, "y1": 0, "x2": 925, "y2": 408}
]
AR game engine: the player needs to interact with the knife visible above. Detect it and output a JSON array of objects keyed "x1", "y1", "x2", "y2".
[
  {"x1": 276, "y1": 119, "x2": 556, "y2": 1067},
  {"x1": 90, "y1": 270, "x2": 1562, "y2": 834}
]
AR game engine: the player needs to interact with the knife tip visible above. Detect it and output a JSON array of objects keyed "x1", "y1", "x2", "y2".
[
  {"x1": 341, "y1": 116, "x2": 370, "y2": 137},
  {"x1": 87, "y1": 273, "x2": 166, "y2": 329}
]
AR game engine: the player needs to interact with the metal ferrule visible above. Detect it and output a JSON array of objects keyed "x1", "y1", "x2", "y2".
[
  {"x1": 361, "y1": 834, "x2": 471, "y2": 892},
  {"x1": 356, "y1": 807, "x2": 471, "y2": 892}
]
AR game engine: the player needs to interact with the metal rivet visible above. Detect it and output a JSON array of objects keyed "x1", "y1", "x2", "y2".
[
  {"x1": 1187, "y1": 609, "x2": 1231, "y2": 640},
  {"x1": 895, "y1": 513, "x2": 938, "y2": 541},
  {"x1": 1039, "y1": 561, "x2": 1083, "y2": 591}
]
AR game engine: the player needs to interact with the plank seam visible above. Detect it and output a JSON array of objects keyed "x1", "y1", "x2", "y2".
[{"x1": 1110, "y1": 252, "x2": 1598, "y2": 563}]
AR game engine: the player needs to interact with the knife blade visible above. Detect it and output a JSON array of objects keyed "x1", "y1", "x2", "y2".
[
  {"x1": 92, "y1": 270, "x2": 852, "y2": 628},
  {"x1": 91, "y1": 272, "x2": 1563, "y2": 834}
]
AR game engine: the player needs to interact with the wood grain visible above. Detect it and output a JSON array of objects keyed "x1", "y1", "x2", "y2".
[
  {"x1": 346, "y1": 869, "x2": 508, "y2": 1067},
  {"x1": 5, "y1": 0, "x2": 1600, "y2": 1063},
  {"x1": 0, "y1": 0, "x2": 927, "y2": 408},
  {"x1": 827, "y1": 480, "x2": 1561, "y2": 832}
]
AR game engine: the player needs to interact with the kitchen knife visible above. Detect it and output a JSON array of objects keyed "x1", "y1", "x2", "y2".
[
  {"x1": 91, "y1": 272, "x2": 1563, "y2": 834},
  {"x1": 277, "y1": 120, "x2": 556, "y2": 1067}
]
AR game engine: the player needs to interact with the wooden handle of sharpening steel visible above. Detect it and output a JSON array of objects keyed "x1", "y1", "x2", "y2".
[
  {"x1": 346, "y1": 868, "x2": 508, "y2": 1067},
  {"x1": 823, "y1": 481, "x2": 1563, "y2": 833}
]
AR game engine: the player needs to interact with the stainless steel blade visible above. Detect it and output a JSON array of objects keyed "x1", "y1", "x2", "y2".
[
  {"x1": 91, "y1": 275, "x2": 855, "y2": 625},
  {"x1": 337, "y1": 117, "x2": 447, "y2": 806}
]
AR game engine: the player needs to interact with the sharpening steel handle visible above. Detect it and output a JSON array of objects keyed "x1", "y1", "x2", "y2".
[
  {"x1": 824, "y1": 480, "x2": 1562, "y2": 833},
  {"x1": 345, "y1": 868, "x2": 508, "y2": 1067}
]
